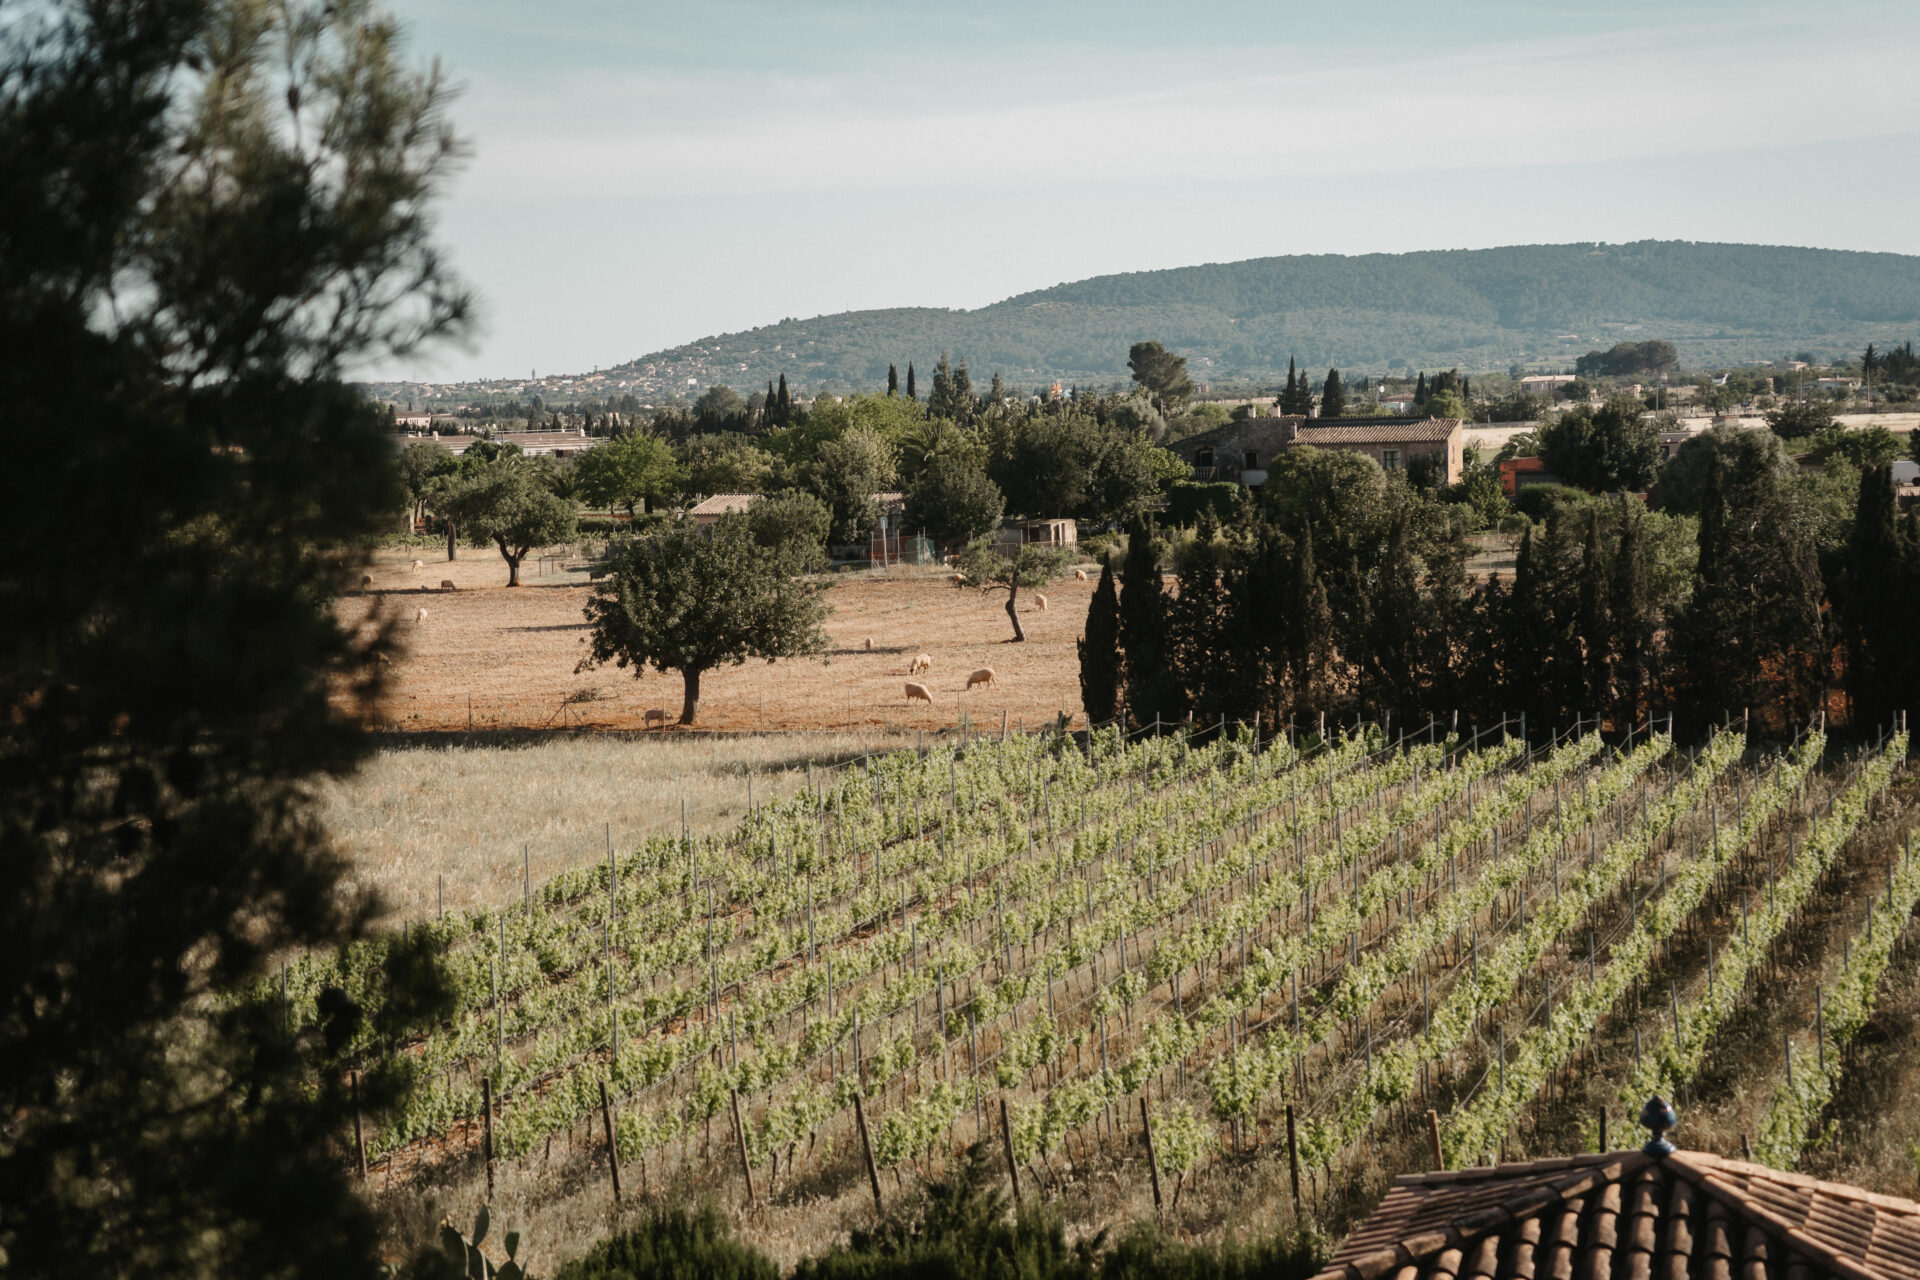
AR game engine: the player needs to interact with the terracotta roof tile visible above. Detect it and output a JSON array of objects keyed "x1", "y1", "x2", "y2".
[{"x1": 1319, "y1": 1150, "x2": 1920, "y2": 1280}]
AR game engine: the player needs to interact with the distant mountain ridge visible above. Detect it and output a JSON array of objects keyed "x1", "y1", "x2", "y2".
[{"x1": 613, "y1": 241, "x2": 1920, "y2": 395}]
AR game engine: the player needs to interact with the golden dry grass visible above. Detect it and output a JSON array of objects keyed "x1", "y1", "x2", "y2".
[
  {"x1": 337, "y1": 548, "x2": 1099, "y2": 736},
  {"x1": 318, "y1": 730, "x2": 920, "y2": 922}
]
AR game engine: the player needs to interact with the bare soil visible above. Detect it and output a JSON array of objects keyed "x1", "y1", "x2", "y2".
[{"x1": 338, "y1": 549, "x2": 1099, "y2": 734}]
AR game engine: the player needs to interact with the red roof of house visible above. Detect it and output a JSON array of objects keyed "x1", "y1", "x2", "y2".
[
  {"x1": 1317, "y1": 1150, "x2": 1920, "y2": 1280},
  {"x1": 1297, "y1": 419, "x2": 1462, "y2": 446}
]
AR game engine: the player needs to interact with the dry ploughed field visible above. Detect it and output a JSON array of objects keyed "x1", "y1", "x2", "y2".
[
  {"x1": 274, "y1": 715, "x2": 1920, "y2": 1270},
  {"x1": 338, "y1": 549, "x2": 1099, "y2": 734}
]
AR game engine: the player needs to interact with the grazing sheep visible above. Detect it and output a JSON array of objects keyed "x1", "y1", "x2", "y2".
[
  {"x1": 644, "y1": 708, "x2": 669, "y2": 729},
  {"x1": 904, "y1": 681, "x2": 934, "y2": 705},
  {"x1": 949, "y1": 573, "x2": 966, "y2": 584},
  {"x1": 909, "y1": 653, "x2": 933, "y2": 674},
  {"x1": 863, "y1": 637, "x2": 873, "y2": 650},
  {"x1": 409, "y1": 559, "x2": 425, "y2": 573},
  {"x1": 966, "y1": 667, "x2": 996, "y2": 690},
  {"x1": 414, "y1": 607, "x2": 428, "y2": 623},
  {"x1": 1033, "y1": 593, "x2": 1049, "y2": 611},
  {"x1": 440, "y1": 579, "x2": 457, "y2": 591},
  {"x1": 360, "y1": 574, "x2": 373, "y2": 590},
  {"x1": 1074, "y1": 568, "x2": 1088, "y2": 581},
  {"x1": 375, "y1": 651, "x2": 390, "y2": 664}
]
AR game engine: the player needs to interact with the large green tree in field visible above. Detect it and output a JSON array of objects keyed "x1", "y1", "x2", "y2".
[
  {"x1": 904, "y1": 454, "x2": 1004, "y2": 550},
  {"x1": 446, "y1": 457, "x2": 578, "y2": 585},
  {"x1": 0, "y1": 2, "x2": 464, "y2": 1275},
  {"x1": 574, "y1": 430, "x2": 681, "y2": 516},
  {"x1": 581, "y1": 517, "x2": 830, "y2": 723},
  {"x1": 1537, "y1": 396, "x2": 1661, "y2": 491}
]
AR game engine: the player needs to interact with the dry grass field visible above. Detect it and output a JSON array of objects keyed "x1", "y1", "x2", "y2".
[
  {"x1": 338, "y1": 548, "x2": 1099, "y2": 735},
  {"x1": 317, "y1": 730, "x2": 920, "y2": 923}
]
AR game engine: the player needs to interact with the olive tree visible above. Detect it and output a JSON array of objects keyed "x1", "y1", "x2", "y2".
[
  {"x1": 953, "y1": 539, "x2": 1073, "y2": 642},
  {"x1": 446, "y1": 457, "x2": 577, "y2": 585},
  {"x1": 581, "y1": 516, "x2": 830, "y2": 724}
]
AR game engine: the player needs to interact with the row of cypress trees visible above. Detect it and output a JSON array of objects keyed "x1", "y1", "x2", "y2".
[{"x1": 1079, "y1": 464, "x2": 1920, "y2": 740}]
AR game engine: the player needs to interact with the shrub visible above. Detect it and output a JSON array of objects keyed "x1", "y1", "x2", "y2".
[
  {"x1": 1165, "y1": 480, "x2": 1244, "y2": 527},
  {"x1": 555, "y1": 1204, "x2": 776, "y2": 1280}
]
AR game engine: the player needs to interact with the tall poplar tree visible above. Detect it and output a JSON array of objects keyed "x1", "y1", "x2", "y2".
[{"x1": 1077, "y1": 560, "x2": 1122, "y2": 724}]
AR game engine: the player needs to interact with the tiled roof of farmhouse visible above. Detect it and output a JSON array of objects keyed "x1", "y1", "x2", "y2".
[
  {"x1": 1316, "y1": 1149, "x2": 1920, "y2": 1280},
  {"x1": 1296, "y1": 418, "x2": 1461, "y2": 445},
  {"x1": 687, "y1": 493, "x2": 760, "y2": 517}
]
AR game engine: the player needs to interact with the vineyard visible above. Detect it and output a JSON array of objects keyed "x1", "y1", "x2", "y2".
[{"x1": 270, "y1": 715, "x2": 1920, "y2": 1260}]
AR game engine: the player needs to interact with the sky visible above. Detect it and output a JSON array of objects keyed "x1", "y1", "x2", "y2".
[{"x1": 375, "y1": 0, "x2": 1920, "y2": 382}]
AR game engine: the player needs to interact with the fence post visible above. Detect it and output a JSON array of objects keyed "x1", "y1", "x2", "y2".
[
  {"x1": 1140, "y1": 1097, "x2": 1163, "y2": 1209},
  {"x1": 599, "y1": 1080, "x2": 623, "y2": 1205},
  {"x1": 1426, "y1": 1108, "x2": 1444, "y2": 1171},
  {"x1": 352, "y1": 1070, "x2": 367, "y2": 1179},
  {"x1": 481, "y1": 1076, "x2": 496, "y2": 1201},
  {"x1": 1286, "y1": 1102, "x2": 1301, "y2": 1203},
  {"x1": 1000, "y1": 1097, "x2": 1022, "y2": 1207},
  {"x1": 853, "y1": 1093, "x2": 884, "y2": 1217},
  {"x1": 731, "y1": 1089, "x2": 756, "y2": 1205}
]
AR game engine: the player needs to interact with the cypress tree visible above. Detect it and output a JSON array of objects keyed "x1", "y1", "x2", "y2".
[
  {"x1": 1287, "y1": 524, "x2": 1335, "y2": 721},
  {"x1": 1283, "y1": 357, "x2": 1298, "y2": 414},
  {"x1": 1611, "y1": 497, "x2": 1652, "y2": 730},
  {"x1": 765, "y1": 380, "x2": 777, "y2": 426},
  {"x1": 906, "y1": 362, "x2": 917, "y2": 401},
  {"x1": 1461, "y1": 375, "x2": 1471, "y2": 400},
  {"x1": 1839, "y1": 465, "x2": 1903, "y2": 728},
  {"x1": 776, "y1": 373, "x2": 790, "y2": 423},
  {"x1": 1415, "y1": 371, "x2": 1428, "y2": 405},
  {"x1": 1078, "y1": 559, "x2": 1122, "y2": 725},
  {"x1": 1576, "y1": 510, "x2": 1610, "y2": 724},
  {"x1": 1118, "y1": 517, "x2": 1173, "y2": 728},
  {"x1": 1166, "y1": 519, "x2": 1225, "y2": 722},
  {"x1": 887, "y1": 363, "x2": 899, "y2": 396},
  {"x1": 1320, "y1": 368, "x2": 1346, "y2": 419}
]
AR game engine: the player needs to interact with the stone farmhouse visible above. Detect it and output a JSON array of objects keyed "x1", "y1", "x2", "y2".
[{"x1": 1167, "y1": 414, "x2": 1465, "y2": 487}]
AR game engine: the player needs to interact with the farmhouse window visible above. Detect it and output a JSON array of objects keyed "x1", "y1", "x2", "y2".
[
  {"x1": 1244, "y1": 451, "x2": 1259, "y2": 469},
  {"x1": 1382, "y1": 448, "x2": 1401, "y2": 469},
  {"x1": 1195, "y1": 448, "x2": 1213, "y2": 467}
]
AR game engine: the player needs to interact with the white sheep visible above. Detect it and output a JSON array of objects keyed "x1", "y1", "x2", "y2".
[
  {"x1": 1033, "y1": 593, "x2": 1049, "y2": 611},
  {"x1": 409, "y1": 559, "x2": 425, "y2": 573},
  {"x1": 644, "y1": 708, "x2": 669, "y2": 729},
  {"x1": 414, "y1": 607, "x2": 429, "y2": 623},
  {"x1": 904, "y1": 681, "x2": 934, "y2": 705},
  {"x1": 909, "y1": 653, "x2": 933, "y2": 674},
  {"x1": 1074, "y1": 568, "x2": 1088, "y2": 581},
  {"x1": 966, "y1": 667, "x2": 996, "y2": 690}
]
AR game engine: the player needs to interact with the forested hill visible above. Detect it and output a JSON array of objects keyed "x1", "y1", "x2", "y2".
[{"x1": 614, "y1": 241, "x2": 1920, "y2": 394}]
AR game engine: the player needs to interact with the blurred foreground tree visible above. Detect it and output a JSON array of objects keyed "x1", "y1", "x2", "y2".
[{"x1": 0, "y1": 1, "x2": 466, "y2": 1274}]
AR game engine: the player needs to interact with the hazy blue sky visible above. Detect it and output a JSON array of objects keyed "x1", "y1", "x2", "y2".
[{"x1": 379, "y1": 0, "x2": 1920, "y2": 381}]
